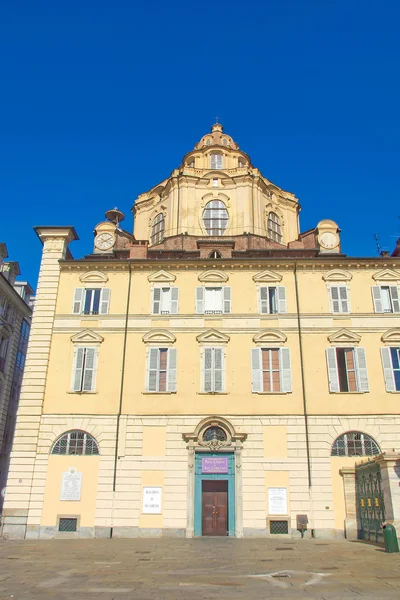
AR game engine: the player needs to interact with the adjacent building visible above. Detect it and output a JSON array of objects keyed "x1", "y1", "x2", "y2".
[{"x1": 2, "y1": 124, "x2": 400, "y2": 540}]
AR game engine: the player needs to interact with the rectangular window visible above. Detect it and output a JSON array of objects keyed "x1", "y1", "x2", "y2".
[
  {"x1": 147, "y1": 347, "x2": 177, "y2": 392},
  {"x1": 326, "y1": 347, "x2": 369, "y2": 392},
  {"x1": 202, "y1": 347, "x2": 225, "y2": 392},
  {"x1": 72, "y1": 288, "x2": 111, "y2": 315},
  {"x1": 196, "y1": 287, "x2": 231, "y2": 314},
  {"x1": 259, "y1": 286, "x2": 287, "y2": 314},
  {"x1": 329, "y1": 286, "x2": 350, "y2": 313},
  {"x1": 71, "y1": 347, "x2": 97, "y2": 392},
  {"x1": 58, "y1": 518, "x2": 77, "y2": 532},
  {"x1": 212, "y1": 178, "x2": 219, "y2": 187},
  {"x1": 372, "y1": 286, "x2": 400, "y2": 313},
  {"x1": 251, "y1": 347, "x2": 292, "y2": 393},
  {"x1": 381, "y1": 347, "x2": 400, "y2": 392},
  {"x1": 151, "y1": 287, "x2": 179, "y2": 315},
  {"x1": 210, "y1": 154, "x2": 223, "y2": 169}
]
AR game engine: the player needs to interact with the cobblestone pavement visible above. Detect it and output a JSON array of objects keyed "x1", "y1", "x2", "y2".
[{"x1": 0, "y1": 537, "x2": 400, "y2": 599}]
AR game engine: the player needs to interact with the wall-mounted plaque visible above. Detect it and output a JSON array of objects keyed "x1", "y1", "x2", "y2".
[
  {"x1": 201, "y1": 457, "x2": 228, "y2": 474},
  {"x1": 268, "y1": 487, "x2": 288, "y2": 515},
  {"x1": 142, "y1": 486, "x2": 162, "y2": 514},
  {"x1": 60, "y1": 467, "x2": 82, "y2": 501}
]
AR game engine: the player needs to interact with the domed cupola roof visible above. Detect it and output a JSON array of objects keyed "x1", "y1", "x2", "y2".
[{"x1": 194, "y1": 123, "x2": 239, "y2": 150}]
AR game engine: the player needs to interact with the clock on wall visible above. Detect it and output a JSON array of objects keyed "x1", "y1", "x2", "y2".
[
  {"x1": 95, "y1": 232, "x2": 115, "y2": 251},
  {"x1": 319, "y1": 232, "x2": 339, "y2": 250}
]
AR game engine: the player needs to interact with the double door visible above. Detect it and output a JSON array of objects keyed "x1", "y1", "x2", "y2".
[{"x1": 202, "y1": 480, "x2": 228, "y2": 536}]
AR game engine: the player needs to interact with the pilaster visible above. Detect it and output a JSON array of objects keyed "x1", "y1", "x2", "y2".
[
  {"x1": 375, "y1": 453, "x2": 400, "y2": 536},
  {"x1": 340, "y1": 466, "x2": 358, "y2": 540}
]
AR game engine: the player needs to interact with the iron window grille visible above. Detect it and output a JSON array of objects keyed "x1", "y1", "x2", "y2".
[
  {"x1": 331, "y1": 431, "x2": 380, "y2": 457},
  {"x1": 51, "y1": 430, "x2": 99, "y2": 456},
  {"x1": 59, "y1": 518, "x2": 77, "y2": 532},
  {"x1": 203, "y1": 426, "x2": 227, "y2": 442},
  {"x1": 270, "y1": 520, "x2": 289, "y2": 534}
]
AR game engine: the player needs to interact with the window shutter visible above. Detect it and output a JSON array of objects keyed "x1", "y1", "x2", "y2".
[
  {"x1": 339, "y1": 286, "x2": 350, "y2": 313},
  {"x1": 277, "y1": 286, "x2": 287, "y2": 313},
  {"x1": 167, "y1": 348, "x2": 177, "y2": 392},
  {"x1": 72, "y1": 347, "x2": 85, "y2": 391},
  {"x1": 279, "y1": 348, "x2": 292, "y2": 392},
  {"x1": 251, "y1": 348, "x2": 262, "y2": 392},
  {"x1": 82, "y1": 348, "x2": 96, "y2": 392},
  {"x1": 259, "y1": 287, "x2": 269, "y2": 314},
  {"x1": 223, "y1": 287, "x2": 231, "y2": 314},
  {"x1": 99, "y1": 288, "x2": 110, "y2": 314},
  {"x1": 73, "y1": 288, "x2": 84, "y2": 314},
  {"x1": 210, "y1": 154, "x2": 217, "y2": 169},
  {"x1": 372, "y1": 286, "x2": 383, "y2": 313},
  {"x1": 354, "y1": 347, "x2": 369, "y2": 392},
  {"x1": 381, "y1": 347, "x2": 396, "y2": 392},
  {"x1": 326, "y1": 348, "x2": 340, "y2": 392},
  {"x1": 203, "y1": 348, "x2": 213, "y2": 392},
  {"x1": 147, "y1": 348, "x2": 159, "y2": 392},
  {"x1": 390, "y1": 286, "x2": 400, "y2": 313},
  {"x1": 170, "y1": 287, "x2": 179, "y2": 314},
  {"x1": 330, "y1": 287, "x2": 340, "y2": 313},
  {"x1": 196, "y1": 287, "x2": 205, "y2": 314},
  {"x1": 152, "y1": 288, "x2": 161, "y2": 314},
  {"x1": 214, "y1": 348, "x2": 224, "y2": 392}
]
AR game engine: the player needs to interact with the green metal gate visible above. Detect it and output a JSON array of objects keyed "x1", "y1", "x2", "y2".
[{"x1": 355, "y1": 460, "x2": 385, "y2": 543}]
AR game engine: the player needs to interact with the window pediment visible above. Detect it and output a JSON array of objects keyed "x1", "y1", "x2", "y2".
[
  {"x1": 327, "y1": 328, "x2": 361, "y2": 344},
  {"x1": 372, "y1": 268, "x2": 400, "y2": 282},
  {"x1": 322, "y1": 269, "x2": 352, "y2": 282},
  {"x1": 196, "y1": 329, "x2": 230, "y2": 344},
  {"x1": 252, "y1": 269, "x2": 282, "y2": 284},
  {"x1": 381, "y1": 328, "x2": 400, "y2": 344},
  {"x1": 79, "y1": 271, "x2": 108, "y2": 284},
  {"x1": 142, "y1": 329, "x2": 176, "y2": 344},
  {"x1": 147, "y1": 270, "x2": 176, "y2": 283},
  {"x1": 71, "y1": 329, "x2": 104, "y2": 344},
  {"x1": 253, "y1": 329, "x2": 287, "y2": 345},
  {"x1": 198, "y1": 270, "x2": 229, "y2": 283}
]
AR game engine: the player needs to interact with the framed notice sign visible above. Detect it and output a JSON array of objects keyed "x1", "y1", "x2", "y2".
[
  {"x1": 268, "y1": 487, "x2": 288, "y2": 515},
  {"x1": 60, "y1": 467, "x2": 82, "y2": 501},
  {"x1": 142, "y1": 486, "x2": 162, "y2": 514}
]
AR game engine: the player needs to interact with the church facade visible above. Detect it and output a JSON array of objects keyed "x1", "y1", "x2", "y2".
[{"x1": 2, "y1": 124, "x2": 400, "y2": 539}]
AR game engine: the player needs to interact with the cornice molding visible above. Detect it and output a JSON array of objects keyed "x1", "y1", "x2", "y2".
[
  {"x1": 328, "y1": 328, "x2": 361, "y2": 344},
  {"x1": 71, "y1": 329, "x2": 104, "y2": 344},
  {"x1": 147, "y1": 269, "x2": 176, "y2": 283},
  {"x1": 252, "y1": 269, "x2": 283, "y2": 283},
  {"x1": 196, "y1": 328, "x2": 230, "y2": 344},
  {"x1": 381, "y1": 328, "x2": 400, "y2": 344},
  {"x1": 372, "y1": 268, "x2": 400, "y2": 282}
]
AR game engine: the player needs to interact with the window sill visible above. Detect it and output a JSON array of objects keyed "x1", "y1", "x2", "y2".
[
  {"x1": 329, "y1": 391, "x2": 368, "y2": 394},
  {"x1": 142, "y1": 391, "x2": 177, "y2": 395},
  {"x1": 197, "y1": 392, "x2": 228, "y2": 395},
  {"x1": 67, "y1": 391, "x2": 98, "y2": 395},
  {"x1": 253, "y1": 392, "x2": 291, "y2": 395}
]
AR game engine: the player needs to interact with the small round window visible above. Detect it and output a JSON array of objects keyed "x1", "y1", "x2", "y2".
[
  {"x1": 202, "y1": 200, "x2": 229, "y2": 236},
  {"x1": 203, "y1": 426, "x2": 227, "y2": 442}
]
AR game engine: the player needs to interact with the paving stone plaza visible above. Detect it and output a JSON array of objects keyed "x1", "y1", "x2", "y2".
[{"x1": 0, "y1": 538, "x2": 399, "y2": 599}]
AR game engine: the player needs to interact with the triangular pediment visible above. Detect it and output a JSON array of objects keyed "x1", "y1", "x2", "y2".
[
  {"x1": 322, "y1": 269, "x2": 352, "y2": 282},
  {"x1": 252, "y1": 269, "x2": 282, "y2": 284},
  {"x1": 381, "y1": 328, "x2": 400, "y2": 343},
  {"x1": 71, "y1": 329, "x2": 104, "y2": 344},
  {"x1": 142, "y1": 329, "x2": 176, "y2": 344},
  {"x1": 196, "y1": 329, "x2": 230, "y2": 344},
  {"x1": 372, "y1": 269, "x2": 400, "y2": 282},
  {"x1": 253, "y1": 329, "x2": 287, "y2": 345},
  {"x1": 148, "y1": 270, "x2": 176, "y2": 283},
  {"x1": 198, "y1": 270, "x2": 228, "y2": 283},
  {"x1": 327, "y1": 328, "x2": 361, "y2": 344},
  {"x1": 79, "y1": 270, "x2": 108, "y2": 283}
]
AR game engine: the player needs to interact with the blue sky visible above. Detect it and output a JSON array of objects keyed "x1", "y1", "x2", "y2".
[{"x1": 1, "y1": 0, "x2": 399, "y2": 289}]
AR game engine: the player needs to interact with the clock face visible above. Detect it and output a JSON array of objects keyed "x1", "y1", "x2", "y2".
[
  {"x1": 95, "y1": 232, "x2": 115, "y2": 250},
  {"x1": 319, "y1": 232, "x2": 338, "y2": 249}
]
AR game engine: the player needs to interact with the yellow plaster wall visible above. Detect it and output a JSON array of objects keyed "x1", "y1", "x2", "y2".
[
  {"x1": 41, "y1": 455, "x2": 100, "y2": 527},
  {"x1": 139, "y1": 470, "x2": 165, "y2": 529},
  {"x1": 331, "y1": 457, "x2": 356, "y2": 531},
  {"x1": 142, "y1": 426, "x2": 166, "y2": 456},
  {"x1": 265, "y1": 471, "x2": 291, "y2": 516},
  {"x1": 263, "y1": 426, "x2": 288, "y2": 458}
]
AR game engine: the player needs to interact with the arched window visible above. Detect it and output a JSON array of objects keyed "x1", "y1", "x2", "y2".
[
  {"x1": 150, "y1": 213, "x2": 165, "y2": 246},
  {"x1": 267, "y1": 212, "x2": 283, "y2": 244},
  {"x1": 210, "y1": 153, "x2": 223, "y2": 169},
  {"x1": 331, "y1": 431, "x2": 380, "y2": 457},
  {"x1": 51, "y1": 430, "x2": 100, "y2": 455},
  {"x1": 203, "y1": 426, "x2": 227, "y2": 442},
  {"x1": 203, "y1": 200, "x2": 229, "y2": 236},
  {"x1": 209, "y1": 251, "x2": 222, "y2": 259}
]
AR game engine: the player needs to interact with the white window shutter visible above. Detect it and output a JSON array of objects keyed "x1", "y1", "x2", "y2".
[
  {"x1": 381, "y1": 347, "x2": 396, "y2": 392},
  {"x1": 82, "y1": 348, "x2": 96, "y2": 392},
  {"x1": 147, "y1": 348, "x2": 159, "y2": 391},
  {"x1": 277, "y1": 286, "x2": 287, "y2": 313},
  {"x1": 259, "y1": 287, "x2": 269, "y2": 314},
  {"x1": 330, "y1": 287, "x2": 340, "y2": 313},
  {"x1": 170, "y1": 287, "x2": 179, "y2": 314},
  {"x1": 372, "y1": 286, "x2": 383, "y2": 313},
  {"x1": 203, "y1": 348, "x2": 213, "y2": 392},
  {"x1": 251, "y1": 348, "x2": 262, "y2": 392},
  {"x1": 72, "y1": 347, "x2": 85, "y2": 391},
  {"x1": 73, "y1": 288, "x2": 84, "y2": 314},
  {"x1": 354, "y1": 347, "x2": 369, "y2": 392},
  {"x1": 339, "y1": 286, "x2": 350, "y2": 313},
  {"x1": 279, "y1": 348, "x2": 292, "y2": 392},
  {"x1": 99, "y1": 288, "x2": 111, "y2": 314},
  {"x1": 326, "y1": 348, "x2": 340, "y2": 392},
  {"x1": 214, "y1": 348, "x2": 224, "y2": 392},
  {"x1": 223, "y1": 287, "x2": 231, "y2": 314},
  {"x1": 167, "y1": 348, "x2": 177, "y2": 392},
  {"x1": 390, "y1": 286, "x2": 400, "y2": 313},
  {"x1": 196, "y1": 287, "x2": 205, "y2": 314},
  {"x1": 152, "y1": 288, "x2": 161, "y2": 314}
]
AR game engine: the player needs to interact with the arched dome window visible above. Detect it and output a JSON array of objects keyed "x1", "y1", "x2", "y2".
[
  {"x1": 331, "y1": 431, "x2": 380, "y2": 457},
  {"x1": 267, "y1": 212, "x2": 282, "y2": 244},
  {"x1": 150, "y1": 213, "x2": 165, "y2": 246},
  {"x1": 203, "y1": 200, "x2": 229, "y2": 236},
  {"x1": 203, "y1": 426, "x2": 227, "y2": 443},
  {"x1": 51, "y1": 430, "x2": 99, "y2": 455}
]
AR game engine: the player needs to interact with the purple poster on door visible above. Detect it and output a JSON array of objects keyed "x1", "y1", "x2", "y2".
[{"x1": 201, "y1": 457, "x2": 228, "y2": 474}]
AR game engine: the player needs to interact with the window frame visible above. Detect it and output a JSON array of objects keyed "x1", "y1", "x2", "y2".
[
  {"x1": 329, "y1": 285, "x2": 350, "y2": 314},
  {"x1": 202, "y1": 200, "x2": 229, "y2": 236},
  {"x1": 210, "y1": 153, "x2": 223, "y2": 169},
  {"x1": 51, "y1": 430, "x2": 100, "y2": 455},
  {"x1": 146, "y1": 346, "x2": 177, "y2": 393},
  {"x1": 372, "y1": 285, "x2": 400, "y2": 313},
  {"x1": 251, "y1": 347, "x2": 292, "y2": 393},
  {"x1": 71, "y1": 346, "x2": 98, "y2": 393},
  {"x1": 151, "y1": 286, "x2": 179, "y2": 315},
  {"x1": 326, "y1": 346, "x2": 369, "y2": 393},
  {"x1": 201, "y1": 347, "x2": 225, "y2": 393},
  {"x1": 267, "y1": 212, "x2": 283, "y2": 244},
  {"x1": 150, "y1": 213, "x2": 165, "y2": 246},
  {"x1": 72, "y1": 288, "x2": 110, "y2": 315},
  {"x1": 331, "y1": 431, "x2": 380, "y2": 457},
  {"x1": 196, "y1": 286, "x2": 231, "y2": 314}
]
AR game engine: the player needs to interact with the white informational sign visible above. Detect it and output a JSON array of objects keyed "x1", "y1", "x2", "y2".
[
  {"x1": 268, "y1": 487, "x2": 288, "y2": 515},
  {"x1": 142, "y1": 486, "x2": 162, "y2": 514},
  {"x1": 60, "y1": 467, "x2": 82, "y2": 501}
]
